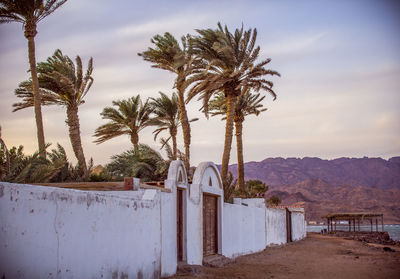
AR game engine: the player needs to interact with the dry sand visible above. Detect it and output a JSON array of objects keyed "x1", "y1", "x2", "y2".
[{"x1": 168, "y1": 233, "x2": 400, "y2": 279}]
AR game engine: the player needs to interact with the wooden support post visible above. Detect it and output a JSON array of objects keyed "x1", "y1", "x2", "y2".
[
  {"x1": 353, "y1": 218, "x2": 356, "y2": 232},
  {"x1": 370, "y1": 219, "x2": 373, "y2": 232},
  {"x1": 357, "y1": 218, "x2": 360, "y2": 232},
  {"x1": 349, "y1": 219, "x2": 351, "y2": 232},
  {"x1": 381, "y1": 215, "x2": 384, "y2": 232},
  {"x1": 334, "y1": 219, "x2": 337, "y2": 232},
  {"x1": 327, "y1": 218, "x2": 329, "y2": 233},
  {"x1": 376, "y1": 219, "x2": 378, "y2": 232},
  {"x1": 329, "y1": 218, "x2": 331, "y2": 233}
]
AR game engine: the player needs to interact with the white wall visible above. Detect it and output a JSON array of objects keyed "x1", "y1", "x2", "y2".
[
  {"x1": 186, "y1": 184, "x2": 203, "y2": 265},
  {"x1": 241, "y1": 198, "x2": 266, "y2": 208},
  {"x1": 187, "y1": 162, "x2": 224, "y2": 265},
  {"x1": 291, "y1": 211, "x2": 306, "y2": 241},
  {"x1": 160, "y1": 189, "x2": 176, "y2": 277},
  {"x1": 265, "y1": 208, "x2": 287, "y2": 245},
  {"x1": 0, "y1": 160, "x2": 307, "y2": 278},
  {"x1": 0, "y1": 182, "x2": 165, "y2": 279},
  {"x1": 222, "y1": 202, "x2": 266, "y2": 258}
]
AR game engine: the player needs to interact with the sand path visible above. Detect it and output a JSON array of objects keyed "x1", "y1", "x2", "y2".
[{"x1": 168, "y1": 233, "x2": 400, "y2": 279}]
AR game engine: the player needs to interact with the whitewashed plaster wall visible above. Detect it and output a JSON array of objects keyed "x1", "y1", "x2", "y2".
[
  {"x1": 265, "y1": 208, "x2": 287, "y2": 245},
  {"x1": 0, "y1": 182, "x2": 164, "y2": 279},
  {"x1": 290, "y1": 210, "x2": 306, "y2": 241},
  {"x1": 0, "y1": 160, "x2": 306, "y2": 278},
  {"x1": 160, "y1": 191, "x2": 176, "y2": 276},
  {"x1": 222, "y1": 201, "x2": 266, "y2": 258},
  {"x1": 161, "y1": 160, "x2": 188, "y2": 275},
  {"x1": 241, "y1": 198, "x2": 266, "y2": 208}
]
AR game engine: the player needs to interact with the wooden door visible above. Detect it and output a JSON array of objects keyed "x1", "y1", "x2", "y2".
[
  {"x1": 203, "y1": 194, "x2": 218, "y2": 256},
  {"x1": 286, "y1": 208, "x2": 292, "y2": 243},
  {"x1": 177, "y1": 189, "x2": 183, "y2": 261}
]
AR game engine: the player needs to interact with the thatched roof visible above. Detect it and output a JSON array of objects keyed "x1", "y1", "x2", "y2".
[{"x1": 322, "y1": 212, "x2": 383, "y2": 219}]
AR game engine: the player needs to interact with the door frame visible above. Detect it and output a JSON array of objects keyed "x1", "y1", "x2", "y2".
[
  {"x1": 177, "y1": 185, "x2": 187, "y2": 262},
  {"x1": 286, "y1": 208, "x2": 292, "y2": 243},
  {"x1": 202, "y1": 193, "x2": 219, "y2": 256}
]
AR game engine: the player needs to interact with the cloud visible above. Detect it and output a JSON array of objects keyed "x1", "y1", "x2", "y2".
[
  {"x1": 116, "y1": 13, "x2": 211, "y2": 39},
  {"x1": 262, "y1": 32, "x2": 327, "y2": 58}
]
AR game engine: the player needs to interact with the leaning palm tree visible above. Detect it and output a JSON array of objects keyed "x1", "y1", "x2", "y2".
[
  {"x1": 94, "y1": 95, "x2": 152, "y2": 154},
  {"x1": 209, "y1": 90, "x2": 268, "y2": 193},
  {"x1": 13, "y1": 49, "x2": 93, "y2": 179},
  {"x1": 188, "y1": 23, "x2": 280, "y2": 184},
  {"x1": 0, "y1": 0, "x2": 68, "y2": 158},
  {"x1": 139, "y1": 32, "x2": 203, "y2": 171}
]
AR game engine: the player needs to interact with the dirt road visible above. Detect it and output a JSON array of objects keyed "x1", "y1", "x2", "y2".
[{"x1": 169, "y1": 233, "x2": 400, "y2": 279}]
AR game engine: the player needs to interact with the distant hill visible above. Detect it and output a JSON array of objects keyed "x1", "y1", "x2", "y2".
[
  {"x1": 227, "y1": 156, "x2": 400, "y2": 223},
  {"x1": 229, "y1": 156, "x2": 400, "y2": 189},
  {"x1": 265, "y1": 178, "x2": 400, "y2": 224}
]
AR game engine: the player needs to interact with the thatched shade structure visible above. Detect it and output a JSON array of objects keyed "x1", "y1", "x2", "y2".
[{"x1": 321, "y1": 212, "x2": 384, "y2": 233}]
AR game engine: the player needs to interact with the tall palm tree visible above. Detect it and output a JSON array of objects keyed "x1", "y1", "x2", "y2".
[
  {"x1": 0, "y1": 0, "x2": 68, "y2": 158},
  {"x1": 139, "y1": 32, "x2": 202, "y2": 171},
  {"x1": 188, "y1": 23, "x2": 280, "y2": 184},
  {"x1": 209, "y1": 90, "x2": 268, "y2": 193},
  {"x1": 13, "y1": 49, "x2": 93, "y2": 179},
  {"x1": 94, "y1": 95, "x2": 152, "y2": 153}
]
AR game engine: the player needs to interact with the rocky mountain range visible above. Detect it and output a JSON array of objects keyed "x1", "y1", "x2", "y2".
[
  {"x1": 229, "y1": 156, "x2": 400, "y2": 189},
  {"x1": 228, "y1": 157, "x2": 400, "y2": 223}
]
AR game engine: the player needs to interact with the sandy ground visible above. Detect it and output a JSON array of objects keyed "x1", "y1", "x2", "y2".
[{"x1": 168, "y1": 233, "x2": 400, "y2": 279}]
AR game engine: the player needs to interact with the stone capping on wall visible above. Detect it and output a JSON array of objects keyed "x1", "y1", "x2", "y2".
[{"x1": 268, "y1": 205, "x2": 305, "y2": 213}]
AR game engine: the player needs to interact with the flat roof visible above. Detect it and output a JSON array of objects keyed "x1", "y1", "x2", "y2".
[{"x1": 322, "y1": 212, "x2": 383, "y2": 219}]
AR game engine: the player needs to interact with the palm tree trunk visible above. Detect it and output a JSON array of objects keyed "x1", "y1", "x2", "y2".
[
  {"x1": 66, "y1": 105, "x2": 87, "y2": 179},
  {"x1": 170, "y1": 127, "x2": 177, "y2": 160},
  {"x1": 177, "y1": 88, "x2": 191, "y2": 171},
  {"x1": 25, "y1": 23, "x2": 46, "y2": 159},
  {"x1": 221, "y1": 94, "x2": 237, "y2": 184},
  {"x1": 130, "y1": 133, "x2": 139, "y2": 154},
  {"x1": 235, "y1": 120, "x2": 245, "y2": 194}
]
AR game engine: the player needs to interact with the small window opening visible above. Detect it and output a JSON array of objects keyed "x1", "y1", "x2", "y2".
[{"x1": 178, "y1": 170, "x2": 183, "y2": 182}]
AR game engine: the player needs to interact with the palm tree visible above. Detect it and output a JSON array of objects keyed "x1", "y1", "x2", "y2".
[
  {"x1": 139, "y1": 32, "x2": 202, "y2": 171},
  {"x1": 0, "y1": 125, "x2": 10, "y2": 177},
  {"x1": 105, "y1": 144, "x2": 169, "y2": 182},
  {"x1": 209, "y1": 90, "x2": 268, "y2": 193},
  {"x1": 149, "y1": 92, "x2": 198, "y2": 160},
  {"x1": 149, "y1": 92, "x2": 180, "y2": 159},
  {"x1": 1, "y1": 142, "x2": 79, "y2": 183},
  {"x1": 188, "y1": 23, "x2": 280, "y2": 185},
  {"x1": 94, "y1": 95, "x2": 152, "y2": 153},
  {"x1": 13, "y1": 49, "x2": 93, "y2": 179},
  {"x1": 14, "y1": 143, "x2": 73, "y2": 183},
  {"x1": 0, "y1": 0, "x2": 68, "y2": 158},
  {"x1": 159, "y1": 137, "x2": 185, "y2": 162}
]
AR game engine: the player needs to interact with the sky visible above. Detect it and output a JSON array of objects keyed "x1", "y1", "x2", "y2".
[{"x1": 0, "y1": 0, "x2": 399, "y2": 167}]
